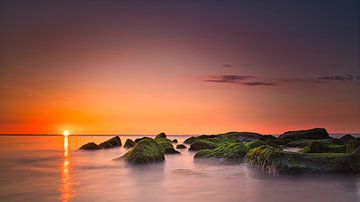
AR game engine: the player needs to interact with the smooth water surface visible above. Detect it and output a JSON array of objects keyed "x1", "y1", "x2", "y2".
[{"x1": 0, "y1": 135, "x2": 359, "y2": 202}]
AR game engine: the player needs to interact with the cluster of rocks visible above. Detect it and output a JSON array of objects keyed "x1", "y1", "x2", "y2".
[
  {"x1": 79, "y1": 136, "x2": 122, "y2": 150},
  {"x1": 79, "y1": 128, "x2": 360, "y2": 174}
]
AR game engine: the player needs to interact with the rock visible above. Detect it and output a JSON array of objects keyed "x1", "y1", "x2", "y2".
[
  {"x1": 155, "y1": 132, "x2": 167, "y2": 139},
  {"x1": 124, "y1": 139, "x2": 136, "y2": 148},
  {"x1": 117, "y1": 137, "x2": 164, "y2": 164},
  {"x1": 246, "y1": 145, "x2": 360, "y2": 174},
  {"x1": 218, "y1": 132, "x2": 263, "y2": 142},
  {"x1": 184, "y1": 135, "x2": 217, "y2": 144},
  {"x1": 172, "y1": 139, "x2": 178, "y2": 143},
  {"x1": 176, "y1": 144, "x2": 187, "y2": 149},
  {"x1": 194, "y1": 142, "x2": 248, "y2": 161},
  {"x1": 301, "y1": 141, "x2": 346, "y2": 153},
  {"x1": 189, "y1": 139, "x2": 217, "y2": 151},
  {"x1": 346, "y1": 139, "x2": 360, "y2": 153},
  {"x1": 286, "y1": 138, "x2": 340, "y2": 148},
  {"x1": 99, "y1": 136, "x2": 122, "y2": 148},
  {"x1": 164, "y1": 147, "x2": 180, "y2": 154},
  {"x1": 340, "y1": 134, "x2": 355, "y2": 144},
  {"x1": 245, "y1": 140, "x2": 268, "y2": 149},
  {"x1": 259, "y1": 135, "x2": 277, "y2": 141},
  {"x1": 79, "y1": 142, "x2": 102, "y2": 150},
  {"x1": 279, "y1": 128, "x2": 330, "y2": 140},
  {"x1": 135, "y1": 137, "x2": 147, "y2": 143}
]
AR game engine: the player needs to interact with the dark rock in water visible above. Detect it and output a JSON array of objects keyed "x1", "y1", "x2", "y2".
[
  {"x1": 135, "y1": 137, "x2": 147, "y2": 143},
  {"x1": 99, "y1": 141, "x2": 114, "y2": 148},
  {"x1": 124, "y1": 139, "x2": 136, "y2": 148},
  {"x1": 155, "y1": 132, "x2": 167, "y2": 139},
  {"x1": 176, "y1": 144, "x2": 187, "y2": 149},
  {"x1": 259, "y1": 135, "x2": 277, "y2": 141},
  {"x1": 286, "y1": 138, "x2": 343, "y2": 148},
  {"x1": 340, "y1": 134, "x2": 355, "y2": 144},
  {"x1": 164, "y1": 147, "x2": 180, "y2": 154},
  {"x1": 346, "y1": 139, "x2": 360, "y2": 153},
  {"x1": 172, "y1": 139, "x2": 178, "y2": 143},
  {"x1": 99, "y1": 136, "x2": 122, "y2": 148},
  {"x1": 117, "y1": 137, "x2": 164, "y2": 164},
  {"x1": 246, "y1": 145, "x2": 360, "y2": 174},
  {"x1": 301, "y1": 141, "x2": 346, "y2": 153},
  {"x1": 184, "y1": 135, "x2": 217, "y2": 144},
  {"x1": 189, "y1": 139, "x2": 217, "y2": 151},
  {"x1": 279, "y1": 128, "x2": 330, "y2": 140},
  {"x1": 194, "y1": 142, "x2": 248, "y2": 161},
  {"x1": 218, "y1": 132, "x2": 263, "y2": 142},
  {"x1": 79, "y1": 142, "x2": 102, "y2": 150}
]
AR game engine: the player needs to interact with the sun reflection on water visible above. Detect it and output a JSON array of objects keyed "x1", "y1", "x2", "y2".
[{"x1": 60, "y1": 135, "x2": 73, "y2": 202}]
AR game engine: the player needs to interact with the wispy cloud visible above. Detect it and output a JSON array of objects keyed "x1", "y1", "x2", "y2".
[
  {"x1": 316, "y1": 75, "x2": 356, "y2": 82},
  {"x1": 243, "y1": 81, "x2": 276, "y2": 86},
  {"x1": 205, "y1": 75, "x2": 255, "y2": 83},
  {"x1": 221, "y1": 64, "x2": 233, "y2": 68}
]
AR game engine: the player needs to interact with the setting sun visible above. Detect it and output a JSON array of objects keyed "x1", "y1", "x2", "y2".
[{"x1": 63, "y1": 131, "x2": 70, "y2": 136}]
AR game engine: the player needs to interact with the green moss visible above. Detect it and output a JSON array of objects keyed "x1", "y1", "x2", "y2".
[
  {"x1": 301, "y1": 141, "x2": 346, "y2": 153},
  {"x1": 155, "y1": 132, "x2": 167, "y2": 139},
  {"x1": 245, "y1": 140, "x2": 267, "y2": 149},
  {"x1": 194, "y1": 142, "x2": 249, "y2": 160},
  {"x1": 246, "y1": 145, "x2": 360, "y2": 174},
  {"x1": 119, "y1": 137, "x2": 164, "y2": 164},
  {"x1": 188, "y1": 137, "x2": 238, "y2": 151},
  {"x1": 346, "y1": 139, "x2": 360, "y2": 153}
]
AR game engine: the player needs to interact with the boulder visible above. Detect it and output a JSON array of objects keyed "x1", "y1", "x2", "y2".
[
  {"x1": 301, "y1": 141, "x2": 346, "y2": 153},
  {"x1": 135, "y1": 137, "x2": 147, "y2": 143},
  {"x1": 246, "y1": 145, "x2": 360, "y2": 174},
  {"x1": 189, "y1": 139, "x2": 217, "y2": 151},
  {"x1": 124, "y1": 139, "x2": 136, "y2": 148},
  {"x1": 99, "y1": 141, "x2": 114, "y2": 148},
  {"x1": 99, "y1": 136, "x2": 122, "y2": 148},
  {"x1": 340, "y1": 134, "x2": 355, "y2": 144},
  {"x1": 346, "y1": 139, "x2": 360, "y2": 153},
  {"x1": 259, "y1": 135, "x2": 277, "y2": 141},
  {"x1": 155, "y1": 137, "x2": 179, "y2": 154},
  {"x1": 194, "y1": 142, "x2": 248, "y2": 161},
  {"x1": 117, "y1": 137, "x2": 164, "y2": 164},
  {"x1": 176, "y1": 144, "x2": 187, "y2": 149},
  {"x1": 184, "y1": 135, "x2": 217, "y2": 144},
  {"x1": 79, "y1": 142, "x2": 102, "y2": 150},
  {"x1": 155, "y1": 132, "x2": 167, "y2": 139},
  {"x1": 279, "y1": 128, "x2": 330, "y2": 140},
  {"x1": 172, "y1": 139, "x2": 178, "y2": 143},
  {"x1": 217, "y1": 132, "x2": 263, "y2": 142}
]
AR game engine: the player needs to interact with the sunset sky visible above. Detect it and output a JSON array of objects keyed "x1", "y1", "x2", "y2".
[{"x1": 0, "y1": 0, "x2": 359, "y2": 135}]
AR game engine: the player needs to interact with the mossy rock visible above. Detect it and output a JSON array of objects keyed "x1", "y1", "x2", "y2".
[
  {"x1": 100, "y1": 136, "x2": 122, "y2": 148},
  {"x1": 135, "y1": 137, "x2": 147, "y2": 143},
  {"x1": 184, "y1": 135, "x2": 217, "y2": 144},
  {"x1": 279, "y1": 128, "x2": 330, "y2": 140},
  {"x1": 246, "y1": 145, "x2": 360, "y2": 174},
  {"x1": 301, "y1": 141, "x2": 346, "y2": 153},
  {"x1": 118, "y1": 137, "x2": 164, "y2": 164},
  {"x1": 340, "y1": 134, "x2": 355, "y2": 144},
  {"x1": 189, "y1": 139, "x2": 217, "y2": 151},
  {"x1": 79, "y1": 142, "x2": 102, "y2": 150},
  {"x1": 245, "y1": 140, "x2": 268, "y2": 149},
  {"x1": 155, "y1": 137, "x2": 179, "y2": 154},
  {"x1": 259, "y1": 135, "x2": 277, "y2": 141},
  {"x1": 164, "y1": 147, "x2": 180, "y2": 154},
  {"x1": 194, "y1": 142, "x2": 249, "y2": 161},
  {"x1": 155, "y1": 132, "x2": 167, "y2": 139},
  {"x1": 176, "y1": 144, "x2": 187, "y2": 149},
  {"x1": 346, "y1": 139, "x2": 360, "y2": 153},
  {"x1": 124, "y1": 139, "x2": 136, "y2": 148},
  {"x1": 172, "y1": 139, "x2": 178, "y2": 143},
  {"x1": 217, "y1": 131, "x2": 263, "y2": 142},
  {"x1": 99, "y1": 141, "x2": 114, "y2": 148}
]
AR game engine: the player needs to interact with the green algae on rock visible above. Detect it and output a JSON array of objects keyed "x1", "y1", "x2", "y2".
[
  {"x1": 79, "y1": 142, "x2": 102, "y2": 150},
  {"x1": 124, "y1": 139, "x2": 136, "y2": 148},
  {"x1": 279, "y1": 128, "x2": 330, "y2": 140},
  {"x1": 246, "y1": 145, "x2": 360, "y2": 174},
  {"x1": 155, "y1": 132, "x2": 167, "y2": 139},
  {"x1": 118, "y1": 137, "x2": 164, "y2": 164},
  {"x1": 301, "y1": 141, "x2": 346, "y2": 153},
  {"x1": 194, "y1": 142, "x2": 248, "y2": 161}
]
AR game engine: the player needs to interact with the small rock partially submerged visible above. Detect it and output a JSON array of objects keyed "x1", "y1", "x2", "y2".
[
  {"x1": 155, "y1": 137, "x2": 180, "y2": 154},
  {"x1": 340, "y1": 134, "x2": 355, "y2": 144},
  {"x1": 155, "y1": 132, "x2": 167, "y2": 139},
  {"x1": 246, "y1": 145, "x2": 360, "y2": 174},
  {"x1": 194, "y1": 142, "x2": 248, "y2": 161},
  {"x1": 79, "y1": 142, "x2": 102, "y2": 150},
  {"x1": 117, "y1": 137, "x2": 165, "y2": 164},
  {"x1": 124, "y1": 139, "x2": 136, "y2": 148},
  {"x1": 176, "y1": 144, "x2": 187, "y2": 149},
  {"x1": 172, "y1": 139, "x2": 178, "y2": 143}
]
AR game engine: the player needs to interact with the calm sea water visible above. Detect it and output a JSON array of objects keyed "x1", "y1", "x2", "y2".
[{"x1": 0, "y1": 135, "x2": 359, "y2": 202}]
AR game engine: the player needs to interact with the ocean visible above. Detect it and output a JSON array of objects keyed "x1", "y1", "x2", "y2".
[{"x1": 0, "y1": 135, "x2": 359, "y2": 202}]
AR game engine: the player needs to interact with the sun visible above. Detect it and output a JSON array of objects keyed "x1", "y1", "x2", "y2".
[{"x1": 63, "y1": 130, "x2": 70, "y2": 136}]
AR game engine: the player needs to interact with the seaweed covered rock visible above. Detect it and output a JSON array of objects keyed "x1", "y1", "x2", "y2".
[
  {"x1": 184, "y1": 135, "x2": 217, "y2": 144},
  {"x1": 155, "y1": 137, "x2": 179, "y2": 154},
  {"x1": 346, "y1": 139, "x2": 360, "y2": 153},
  {"x1": 194, "y1": 142, "x2": 248, "y2": 161},
  {"x1": 286, "y1": 138, "x2": 340, "y2": 148},
  {"x1": 279, "y1": 128, "x2": 329, "y2": 140},
  {"x1": 217, "y1": 132, "x2": 263, "y2": 142},
  {"x1": 99, "y1": 136, "x2": 122, "y2": 148},
  {"x1": 172, "y1": 139, "x2": 178, "y2": 143},
  {"x1": 176, "y1": 144, "x2": 187, "y2": 149},
  {"x1": 245, "y1": 140, "x2": 268, "y2": 149},
  {"x1": 124, "y1": 139, "x2": 136, "y2": 148},
  {"x1": 118, "y1": 137, "x2": 164, "y2": 164},
  {"x1": 155, "y1": 132, "x2": 167, "y2": 139},
  {"x1": 189, "y1": 139, "x2": 218, "y2": 151},
  {"x1": 340, "y1": 134, "x2": 355, "y2": 144},
  {"x1": 135, "y1": 137, "x2": 147, "y2": 143},
  {"x1": 301, "y1": 141, "x2": 346, "y2": 153},
  {"x1": 79, "y1": 142, "x2": 102, "y2": 150},
  {"x1": 246, "y1": 145, "x2": 360, "y2": 174}
]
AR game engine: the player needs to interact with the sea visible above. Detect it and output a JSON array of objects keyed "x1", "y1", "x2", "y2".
[{"x1": 0, "y1": 134, "x2": 359, "y2": 202}]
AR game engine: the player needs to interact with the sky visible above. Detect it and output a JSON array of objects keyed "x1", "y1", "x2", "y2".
[{"x1": 0, "y1": 0, "x2": 359, "y2": 135}]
